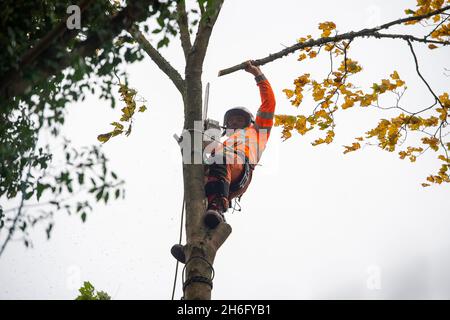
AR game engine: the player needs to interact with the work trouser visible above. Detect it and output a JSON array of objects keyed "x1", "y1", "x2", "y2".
[{"x1": 204, "y1": 151, "x2": 253, "y2": 210}]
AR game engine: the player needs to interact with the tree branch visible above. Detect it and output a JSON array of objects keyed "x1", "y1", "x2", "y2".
[
  {"x1": 128, "y1": 25, "x2": 185, "y2": 96},
  {"x1": 189, "y1": 0, "x2": 224, "y2": 70},
  {"x1": 0, "y1": 0, "x2": 158, "y2": 101},
  {"x1": 376, "y1": 5, "x2": 450, "y2": 31},
  {"x1": 218, "y1": 4, "x2": 450, "y2": 76},
  {"x1": 176, "y1": 0, "x2": 192, "y2": 59},
  {"x1": 372, "y1": 32, "x2": 450, "y2": 45},
  {"x1": 0, "y1": 159, "x2": 33, "y2": 257},
  {"x1": 406, "y1": 39, "x2": 443, "y2": 108},
  {"x1": 425, "y1": 13, "x2": 450, "y2": 39},
  {"x1": 16, "y1": 0, "x2": 94, "y2": 75}
]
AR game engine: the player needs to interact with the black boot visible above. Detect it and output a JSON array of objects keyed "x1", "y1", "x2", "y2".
[
  {"x1": 170, "y1": 244, "x2": 186, "y2": 263},
  {"x1": 204, "y1": 196, "x2": 228, "y2": 229}
]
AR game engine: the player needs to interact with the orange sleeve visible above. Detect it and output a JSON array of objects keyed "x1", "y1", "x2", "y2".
[
  {"x1": 255, "y1": 78, "x2": 275, "y2": 131},
  {"x1": 254, "y1": 77, "x2": 276, "y2": 137}
]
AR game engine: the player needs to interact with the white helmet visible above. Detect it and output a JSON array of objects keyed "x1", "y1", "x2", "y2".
[{"x1": 223, "y1": 107, "x2": 254, "y2": 128}]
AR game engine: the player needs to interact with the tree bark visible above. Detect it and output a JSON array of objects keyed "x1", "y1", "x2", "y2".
[
  {"x1": 126, "y1": 0, "x2": 226, "y2": 299},
  {"x1": 181, "y1": 0, "x2": 225, "y2": 300}
]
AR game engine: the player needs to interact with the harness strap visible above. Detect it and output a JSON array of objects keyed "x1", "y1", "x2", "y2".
[{"x1": 230, "y1": 156, "x2": 254, "y2": 193}]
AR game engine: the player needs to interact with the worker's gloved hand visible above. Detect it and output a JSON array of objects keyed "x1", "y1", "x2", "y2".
[{"x1": 244, "y1": 60, "x2": 263, "y2": 77}]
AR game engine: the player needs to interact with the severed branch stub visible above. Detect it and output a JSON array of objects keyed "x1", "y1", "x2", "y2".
[
  {"x1": 208, "y1": 222, "x2": 232, "y2": 252},
  {"x1": 182, "y1": 222, "x2": 232, "y2": 300}
]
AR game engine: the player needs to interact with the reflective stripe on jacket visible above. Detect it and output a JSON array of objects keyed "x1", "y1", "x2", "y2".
[{"x1": 219, "y1": 77, "x2": 276, "y2": 165}]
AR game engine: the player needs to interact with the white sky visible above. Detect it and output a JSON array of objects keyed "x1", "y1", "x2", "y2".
[{"x1": 1, "y1": 0, "x2": 449, "y2": 299}]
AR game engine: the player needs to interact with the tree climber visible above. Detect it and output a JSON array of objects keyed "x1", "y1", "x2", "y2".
[{"x1": 171, "y1": 60, "x2": 276, "y2": 263}]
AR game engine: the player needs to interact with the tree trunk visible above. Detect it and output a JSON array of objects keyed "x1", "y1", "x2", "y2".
[
  {"x1": 181, "y1": 1, "x2": 226, "y2": 299},
  {"x1": 132, "y1": 0, "x2": 225, "y2": 299},
  {"x1": 182, "y1": 57, "x2": 231, "y2": 299}
]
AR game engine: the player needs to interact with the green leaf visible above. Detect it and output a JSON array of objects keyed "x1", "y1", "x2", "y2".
[
  {"x1": 36, "y1": 182, "x2": 49, "y2": 201},
  {"x1": 157, "y1": 37, "x2": 169, "y2": 49},
  {"x1": 81, "y1": 212, "x2": 87, "y2": 223},
  {"x1": 20, "y1": 221, "x2": 27, "y2": 231},
  {"x1": 96, "y1": 188, "x2": 104, "y2": 201},
  {"x1": 46, "y1": 223, "x2": 53, "y2": 239},
  {"x1": 75, "y1": 281, "x2": 110, "y2": 300}
]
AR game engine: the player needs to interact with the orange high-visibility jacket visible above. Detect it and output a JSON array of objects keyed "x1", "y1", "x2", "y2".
[{"x1": 219, "y1": 76, "x2": 276, "y2": 165}]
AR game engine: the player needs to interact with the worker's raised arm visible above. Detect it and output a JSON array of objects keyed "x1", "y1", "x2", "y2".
[{"x1": 244, "y1": 61, "x2": 276, "y2": 134}]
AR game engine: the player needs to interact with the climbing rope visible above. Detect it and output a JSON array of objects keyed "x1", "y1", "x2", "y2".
[
  {"x1": 170, "y1": 193, "x2": 185, "y2": 300},
  {"x1": 230, "y1": 196, "x2": 243, "y2": 214}
]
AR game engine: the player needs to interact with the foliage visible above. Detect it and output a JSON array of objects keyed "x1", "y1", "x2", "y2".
[
  {"x1": 97, "y1": 80, "x2": 147, "y2": 143},
  {"x1": 0, "y1": 0, "x2": 178, "y2": 254},
  {"x1": 75, "y1": 281, "x2": 111, "y2": 300},
  {"x1": 275, "y1": 0, "x2": 450, "y2": 186}
]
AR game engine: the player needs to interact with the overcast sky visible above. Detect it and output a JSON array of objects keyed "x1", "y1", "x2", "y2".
[{"x1": 1, "y1": 0, "x2": 449, "y2": 299}]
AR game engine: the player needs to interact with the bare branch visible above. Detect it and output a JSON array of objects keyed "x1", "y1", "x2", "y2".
[
  {"x1": 176, "y1": 0, "x2": 192, "y2": 59},
  {"x1": 425, "y1": 13, "x2": 450, "y2": 39},
  {"x1": 218, "y1": 5, "x2": 450, "y2": 76},
  {"x1": 128, "y1": 26, "x2": 186, "y2": 96},
  {"x1": 406, "y1": 39, "x2": 443, "y2": 108},
  {"x1": 189, "y1": 0, "x2": 224, "y2": 69},
  {"x1": 0, "y1": 162, "x2": 32, "y2": 257},
  {"x1": 372, "y1": 32, "x2": 450, "y2": 45}
]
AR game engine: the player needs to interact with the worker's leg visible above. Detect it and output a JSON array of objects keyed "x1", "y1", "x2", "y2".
[{"x1": 204, "y1": 152, "x2": 245, "y2": 228}]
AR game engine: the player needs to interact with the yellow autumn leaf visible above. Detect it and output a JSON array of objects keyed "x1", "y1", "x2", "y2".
[
  {"x1": 324, "y1": 130, "x2": 335, "y2": 144},
  {"x1": 282, "y1": 129, "x2": 292, "y2": 141},
  {"x1": 341, "y1": 96, "x2": 354, "y2": 109},
  {"x1": 390, "y1": 71, "x2": 400, "y2": 80},
  {"x1": 422, "y1": 137, "x2": 440, "y2": 151},
  {"x1": 308, "y1": 51, "x2": 317, "y2": 58},
  {"x1": 298, "y1": 53, "x2": 307, "y2": 61},
  {"x1": 438, "y1": 155, "x2": 450, "y2": 162},
  {"x1": 318, "y1": 21, "x2": 336, "y2": 38},
  {"x1": 120, "y1": 106, "x2": 134, "y2": 122},
  {"x1": 282, "y1": 89, "x2": 295, "y2": 98},
  {"x1": 343, "y1": 142, "x2": 361, "y2": 154},
  {"x1": 111, "y1": 122, "x2": 124, "y2": 130},
  {"x1": 295, "y1": 115, "x2": 309, "y2": 135},
  {"x1": 139, "y1": 105, "x2": 147, "y2": 112},
  {"x1": 312, "y1": 85, "x2": 325, "y2": 101},
  {"x1": 97, "y1": 133, "x2": 112, "y2": 143}
]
